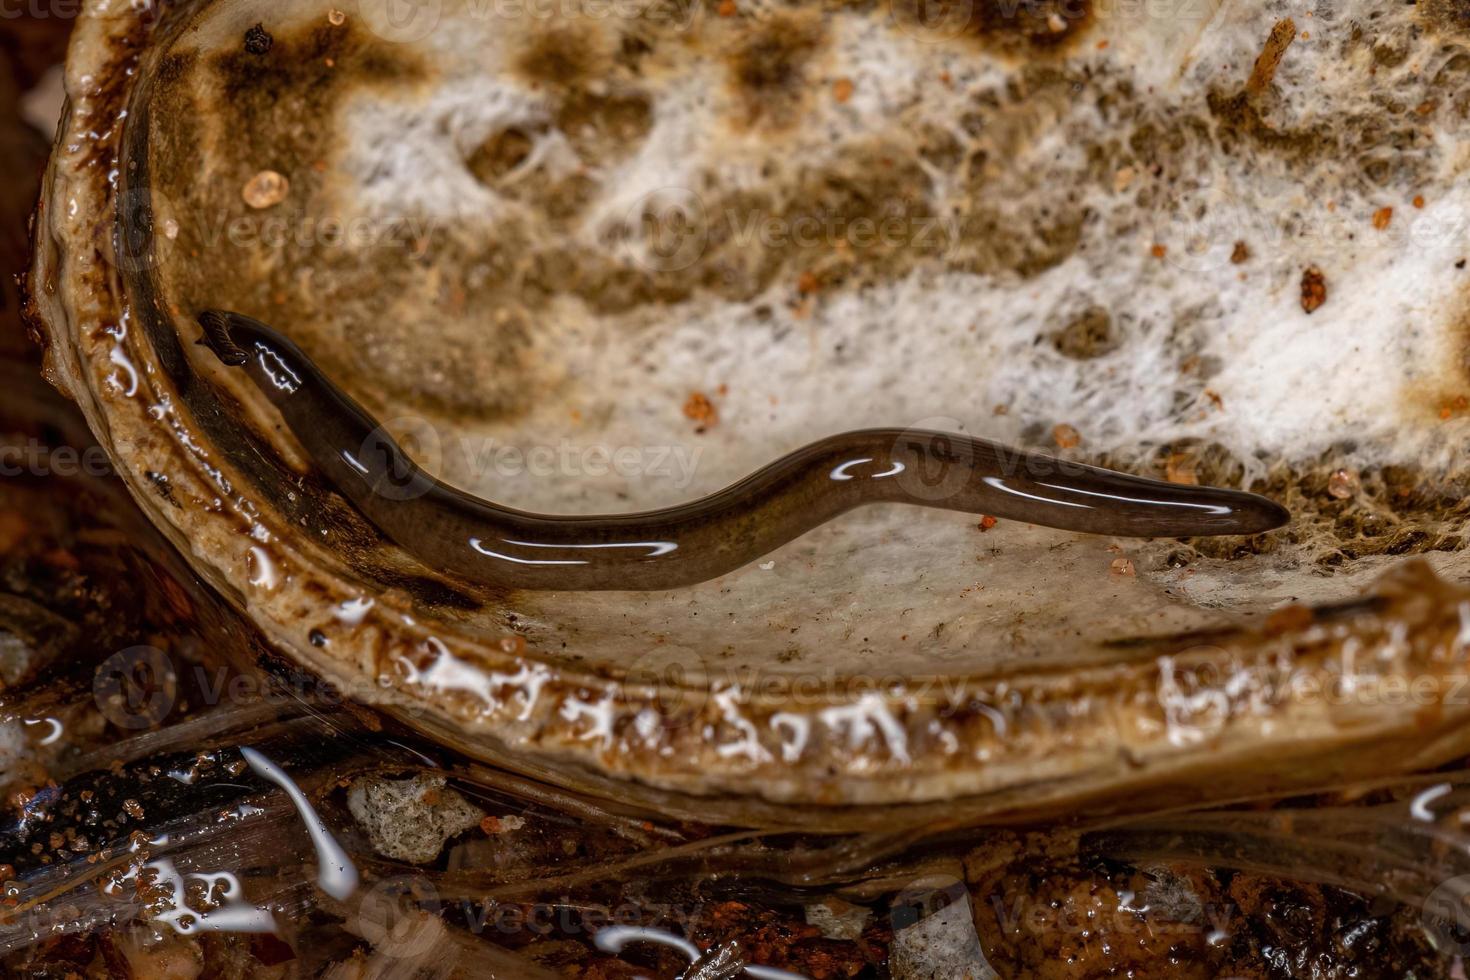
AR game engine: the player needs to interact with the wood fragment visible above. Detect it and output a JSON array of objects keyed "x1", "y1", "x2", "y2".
[{"x1": 1247, "y1": 18, "x2": 1296, "y2": 96}]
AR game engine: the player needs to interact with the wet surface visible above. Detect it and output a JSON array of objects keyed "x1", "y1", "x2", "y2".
[{"x1": 7, "y1": 7, "x2": 1470, "y2": 977}]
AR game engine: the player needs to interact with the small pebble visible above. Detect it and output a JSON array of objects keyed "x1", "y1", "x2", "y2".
[
  {"x1": 481, "y1": 814, "x2": 526, "y2": 834},
  {"x1": 243, "y1": 170, "x2": 289, "y2": 209},
  {"x1": 1327, "y1": 468, "x2": 1358, "y2": 499},
  {"x1": 347, "y1": 775, "x2": 484, "y2": 864},
  {"x1": 328, "y1": 8, "x2": 346, "y2": 25},
  {"x1": 683, "y1": 391, "x2": 718, "y2": 428},
  {"x1": 244, "y1": 23, "x2": 273, "y2": 55},
  {"x1": 1110, "y1": 558, "x2": 1136, "y2": 577},
  {"x1": 1053, "y1": 423, "x2": 1082, "y2": 449}
]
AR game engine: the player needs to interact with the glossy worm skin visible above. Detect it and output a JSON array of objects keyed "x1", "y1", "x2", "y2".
[{"x1": 197, "y1": 311, "x2": 1290, "y2": 592}]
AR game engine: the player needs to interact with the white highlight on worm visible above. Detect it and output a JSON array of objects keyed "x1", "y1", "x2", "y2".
[
  {"x1": 341, "y1": 450, "x2": 370, "y2": 476},
  {"x1": 470, "y1": 537, "x2": 587, "y2": 566},
  {"x1": 829, "y1": 458, "x2": 904, "y2": 481},
  {"x1": 505, "y1": 539, "x2": 679, "y2": 557},
  {"x1": 1037, "y1": 481, "x2": 1233, "y2": 515},
  {"x1": 981, "y1": 476, "x2": 1090, "y2": 509},
  {"x1": 252, "y1": 343, "x2": 302, "y2": 394}
]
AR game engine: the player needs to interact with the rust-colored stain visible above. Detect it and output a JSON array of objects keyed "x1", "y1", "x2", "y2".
[
  {"x1": 1300, "y1": 266, "x2": 1327, "y2": 314},
  {"x1": 683, "y1": 391, "x2": 719, "y2": 430}
]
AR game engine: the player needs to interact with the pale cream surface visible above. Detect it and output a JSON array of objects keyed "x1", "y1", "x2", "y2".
[{"x1": 32, "y1": 0, "x2": 1470, "y2": 813}]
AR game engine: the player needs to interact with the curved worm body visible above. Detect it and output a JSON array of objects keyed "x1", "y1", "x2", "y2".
[{"x1": 197, "y1": 311, "x2": 1289, "y2": 592}]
